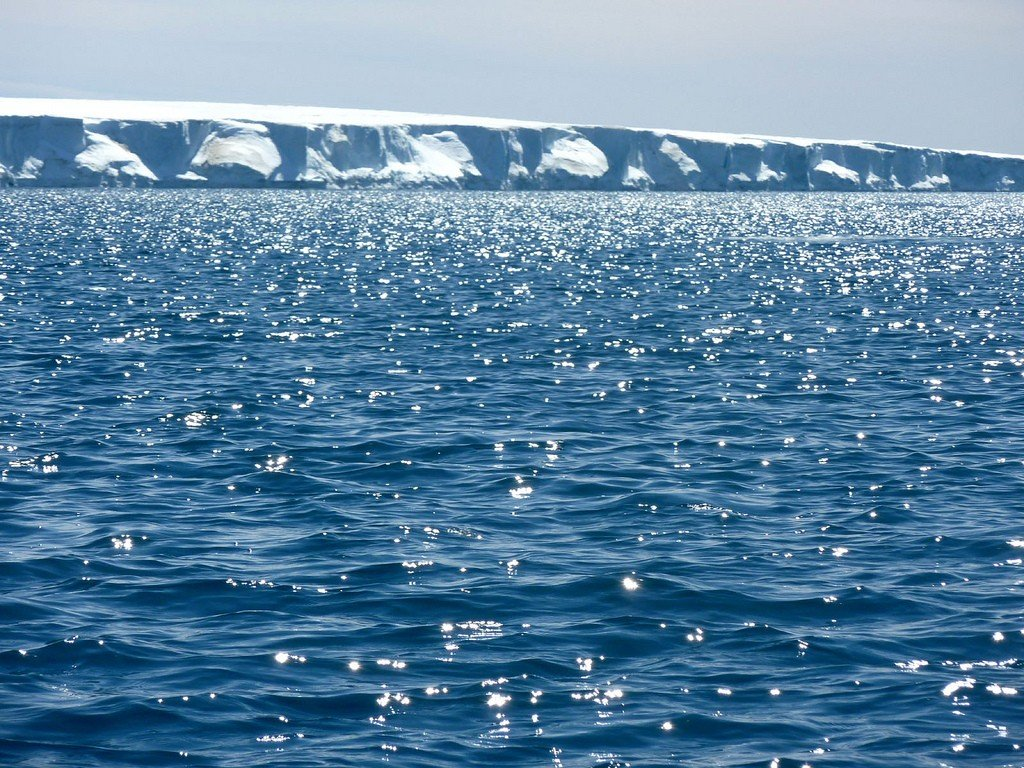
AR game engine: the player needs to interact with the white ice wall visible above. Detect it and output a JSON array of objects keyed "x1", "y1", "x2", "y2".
[{"x1": 0, "y1": 99, "x2": 1021, "y2": 191}]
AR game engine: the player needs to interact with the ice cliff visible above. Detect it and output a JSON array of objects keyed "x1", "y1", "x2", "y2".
[{"x1": 1, "y1": 98, "x2": 1021, "y2": 191}]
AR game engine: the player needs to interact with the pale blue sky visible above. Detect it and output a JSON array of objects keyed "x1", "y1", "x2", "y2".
[{"x1": 1, "y1": 0, "x2": 1021, "y2": 153}]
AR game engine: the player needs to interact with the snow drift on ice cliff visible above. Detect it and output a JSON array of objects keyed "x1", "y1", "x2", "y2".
[{"x1": 0, "y1": 98, "x2": 1021, "y2": 191}]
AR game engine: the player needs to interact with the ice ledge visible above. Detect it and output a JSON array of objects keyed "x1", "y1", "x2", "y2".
[{"x1": 0, "y1": 98, "x2": 1021, "y2": 191}]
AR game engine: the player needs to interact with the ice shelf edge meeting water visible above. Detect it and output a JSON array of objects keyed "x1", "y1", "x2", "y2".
[{"x1": 0, "y1": 97, "x2": 1021, "y2": 191}]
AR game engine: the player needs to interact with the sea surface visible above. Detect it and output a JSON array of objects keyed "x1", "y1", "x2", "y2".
[{"x1": 2, "y1": 190, "x2": 1023, "y2": 768}]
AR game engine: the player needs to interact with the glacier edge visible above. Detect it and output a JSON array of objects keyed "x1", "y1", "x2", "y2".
[{"x1": 0, "y1": 98, "x2": 1021, "y2": 191}]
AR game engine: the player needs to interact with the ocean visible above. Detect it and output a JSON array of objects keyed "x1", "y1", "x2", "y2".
[{"x1": 2, "y1": 190, "x2": 1023, "y2": 767}]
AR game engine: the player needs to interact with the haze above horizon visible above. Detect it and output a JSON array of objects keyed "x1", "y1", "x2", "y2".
[{"x1": 1, "y1": 0, "x2": 1021, "y2": 154}]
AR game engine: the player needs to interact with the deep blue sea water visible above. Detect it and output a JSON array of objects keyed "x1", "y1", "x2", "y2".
[{"x1": 2, "y1": 190, "x2": 1024, "y2": 768}]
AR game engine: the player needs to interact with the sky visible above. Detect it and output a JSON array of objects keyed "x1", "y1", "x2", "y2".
[{"x1": 1, "y1": 0, "x2": 1021, "y2": 154}]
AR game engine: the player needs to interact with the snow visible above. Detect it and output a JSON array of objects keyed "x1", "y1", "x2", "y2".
[
  {"x1": 537, "y1": 134, "x2": 609, "y2": 182},
  {"x1": 814, "y1": 160, "x2": 861, "y2": 184},
  {"x1": 77, "y1": 132, "x2": 156, "y2": 181},
  {"x1": 0, "y1": 97, "x2": 546, "y2": 130},
  {"x1": 0, "y1": 97, "x2": 1021, "y2": 191},
  {"x1": 191, "y1": 121, "x2": 281, "y2": 181},
  {"x1": 658, "y1": 139, "x2": 701, "y2": 175},
  {"x1": 407, "y1": 131, "x2": 479, "y2": 183}
]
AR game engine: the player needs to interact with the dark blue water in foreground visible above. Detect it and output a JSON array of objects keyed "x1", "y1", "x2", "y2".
[{"x1": 2, "y1": 191, "x2": 1024, "y2": 768}]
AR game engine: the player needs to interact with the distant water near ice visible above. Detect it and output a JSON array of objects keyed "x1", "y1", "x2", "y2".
[{"x1": 3, "y1": 190, "x2": 1024, "y2": 768}]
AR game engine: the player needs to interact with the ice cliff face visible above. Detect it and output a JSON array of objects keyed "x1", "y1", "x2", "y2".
[{"x1": 1, "y1": 98, "x2": 1021, "y2": 191}]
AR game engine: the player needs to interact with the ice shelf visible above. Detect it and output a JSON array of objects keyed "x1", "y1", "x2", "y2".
[{"x1": 1, "y1": 97, "x2": 1021, "y2": 191}]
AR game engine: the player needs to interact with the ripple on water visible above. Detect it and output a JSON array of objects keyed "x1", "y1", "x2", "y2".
[{"x1": 1, "y1": 190, "x2": 1024, "y2": 767}]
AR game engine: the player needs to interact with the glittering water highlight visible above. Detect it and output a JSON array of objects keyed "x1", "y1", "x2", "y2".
[{"x1": 2, "y1": 190, "x2": 1023, "y2": 768}]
